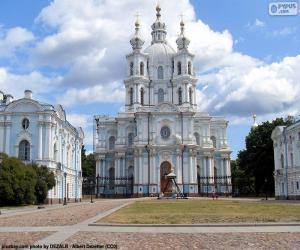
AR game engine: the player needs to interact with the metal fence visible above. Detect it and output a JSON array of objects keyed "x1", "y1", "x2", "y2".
[
  {"x1": 82, "y1": 176, "x2": 134, "y2": 198},
  {"x1": 197, "y1": 176, "x2": 232, "y2": 196}
]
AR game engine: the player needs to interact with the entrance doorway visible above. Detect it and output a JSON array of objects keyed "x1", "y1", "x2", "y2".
[{"x1": 160, "y1": 161, "x2": 172, "y2": 193}]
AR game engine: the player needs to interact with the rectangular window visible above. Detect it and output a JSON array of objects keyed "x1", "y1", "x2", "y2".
[{"x1": 297, "y1": 181, "x2": 299, "y2": 190}]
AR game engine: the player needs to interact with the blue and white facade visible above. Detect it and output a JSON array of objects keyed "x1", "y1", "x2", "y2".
[
  {"x1": 94, "y1": 6, "x2": 231, "y2": 197},
  {"x1": 272, "y1": 121, "x2": 300, "y2": 200},
  {"x1": 0, "y1": 90, "x2": 84, "y2": 203}
]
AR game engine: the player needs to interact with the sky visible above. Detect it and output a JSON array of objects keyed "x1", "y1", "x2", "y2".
[{"x1": 0, "y1": 0, "x2": 299, "y2": 158}]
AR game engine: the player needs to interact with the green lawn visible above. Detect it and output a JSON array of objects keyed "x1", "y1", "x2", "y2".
[{"x1": 99, "y1": 200, "x2": 300, "y2": 224}]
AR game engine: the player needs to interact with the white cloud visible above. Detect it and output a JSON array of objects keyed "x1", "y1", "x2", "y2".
[
  {"x1": 272, "y1": 27, "x2": 297, "y2": 37},
  {"x1": 0, "y1": 27, "x2": 34, "y2": 58},
  {"x1": 246, "y1": 19, "x2": 265, "y2": 31},
  {"x1": 0, "y1": 67, "x2": 60, "y2": 99},
  {"x1": 59, "y1": 81, "x2": 125, "y2": 107}
]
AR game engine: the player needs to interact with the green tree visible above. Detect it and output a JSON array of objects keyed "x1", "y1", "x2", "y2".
[
  {"x1": 236, "y1": 117, "x2": 294, "y2": 196},
  {"x1": 0, "y1": 153, "x2": 56, "y2": 205},
  {"x1": 81, "y1": 145, "x2": 96, "y2": 177},
  {"x1": 0, "y1": 153, "x2": 37, "y2": 205},
  {"x1": 33, "y1": 164, "x2": 56, "y2": 204}
]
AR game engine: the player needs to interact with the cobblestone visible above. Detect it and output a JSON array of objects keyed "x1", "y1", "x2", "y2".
[
  {"x1": 0, "y1": 232, "x2": 53, "y2": 247},
  {"x1": 0, "y1": 200, "x2": 127, "y2": 227},
  {"x1": 63, "y1": 232, "x2": 300, "y2": 250}
]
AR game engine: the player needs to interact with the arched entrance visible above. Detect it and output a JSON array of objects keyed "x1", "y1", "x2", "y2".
[{"x1": 160, "y1": 161, "x2": 172, "y2": 193}]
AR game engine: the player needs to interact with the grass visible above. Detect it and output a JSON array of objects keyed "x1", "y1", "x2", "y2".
[{"x1": 99, "y1": 199, "x2": 300, "y2": 224}]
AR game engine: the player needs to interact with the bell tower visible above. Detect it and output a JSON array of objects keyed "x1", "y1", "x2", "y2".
[
  {"x1": 125, "y1": 16, "x2": 150, "y2": 112},
  {"x1": 173, "y1": 18, "x2": 197, "y2": 109}
]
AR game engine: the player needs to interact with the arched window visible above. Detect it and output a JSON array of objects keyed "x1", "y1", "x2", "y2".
[
  {"x1": 189, "y1": 87, "x2": 193, "y2": 105},
  {"x1": 177, "y1": 61, "x2": 182, "y2": 75},
  {"x1": 128, "y1": 133, "x2": 134, "y2": 146},
  {"x1": 130, "y1": 62, "x2": 134, "y2": 76},
  {"x1": 158, "y1": 88, "x2": 164, "y2": 103},
  {"x1": 210, "y1": 136, "x2": 217, "y2": 148},
  {"x1": 109, "y1": 136, "x2": 115, "y2": 150},
  {"x1": 140, "y1": 88, "x2": 144, "y2": 105},
  {"x1": 22, "y1": 118, "x2": 29, "y2": 130},
  {"x1": 140, "y1": 62, "x2": 144, "y2": 76},
  {"x1": 178, "y1": 87, "x2": 182, "y2": 105},
  {"x1": 109, "y1": 167, "x2": 115, "y2": 189},
  {"x1": 194, "y1": 132, "x2": 200, "y2": 145},
  {"x1": 19, "y1": 140, "x2": 30, "y2": 161},
  {"x1": 158, "y1": 66, "x2": 164, "y2": 79},
  {"x1": 188, "y1": 61, "x2": 192, "y2": 75},
  {"x1": 281, "y1": 154, "x2": 284, "y2": 169},
  {"x1": 129, "y1": 88, "x2": 133, "y2": 105}
]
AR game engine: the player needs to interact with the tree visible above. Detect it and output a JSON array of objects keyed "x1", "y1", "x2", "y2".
[
  {"x1": 0, "y1": 153, "x2": 56, "y2": 205},
  {"x1": 81, "y1": 145, "x2": 96, "y2": 178},
  {"x1": 0, "y1": 153, "x2": 37, "y2": 205},
  {"x1": 236, "y1": 117, "x2": 294, "y2": 196},
  {"x1": 33, "y1": 164, "x2": 56, "y2": 204}
]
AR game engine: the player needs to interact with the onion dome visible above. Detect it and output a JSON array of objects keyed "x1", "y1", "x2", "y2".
[
  {"x1": 130, "y1": 17, "x2": 144, "y2": 50},
  {"x1": 151, "y1": 4, "x2": 167, "y2": 44},
  {"x1": 176, "y1": 19, "x2": 190, "y2": 50}
]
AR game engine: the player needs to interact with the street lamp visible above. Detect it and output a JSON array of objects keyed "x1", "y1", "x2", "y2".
[
  {"x1": 90, "y1": 180, "x2": 94, "y2": 203},
  {"x1": 63, "y1": 172, "x2": 67, "y2": 205}
]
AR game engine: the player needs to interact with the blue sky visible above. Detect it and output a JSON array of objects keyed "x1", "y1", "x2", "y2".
[{"x1": 0, "y1": 0, "x2": 299, "y2": 158}]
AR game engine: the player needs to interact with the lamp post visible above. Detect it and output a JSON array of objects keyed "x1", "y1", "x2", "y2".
[
  {"x1": 90, "y1": 180, "x2": 94, "y2": 203},
  {"x1": 63, "y1": 172, "x2": 67, "y2": 205}
]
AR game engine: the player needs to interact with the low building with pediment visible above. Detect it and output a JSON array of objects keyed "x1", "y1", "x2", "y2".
[
  {"x1": 0, "y1": 90, "x2": 84, "y2": 203},
  {"x1": 94, "y1": 6, "x2": 231, "y2": 197}
]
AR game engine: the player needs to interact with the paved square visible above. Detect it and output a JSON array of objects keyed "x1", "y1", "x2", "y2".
[{"x1": 0, "y1": 198, "x2": 300, "y2": 250}]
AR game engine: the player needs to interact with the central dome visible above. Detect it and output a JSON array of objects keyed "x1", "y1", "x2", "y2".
[{"x1": 144, "y1": 42, "x2": 175, "y2": 66}]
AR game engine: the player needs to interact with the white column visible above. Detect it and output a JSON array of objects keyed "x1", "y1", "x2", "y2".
[
  {"x1": 44, "y1": 124, "x2": 50, "y2": 159},
  {"x1": 189, "y1": 152, "x2": 193, "y2": 182},
  {"x1": 5, "y1": 124, "x2": 11, "y2": 154},
  {"x1": 38, "y1": 124, "x2": 43, "y2": 159},
  {"x1": 0, "y1": 124, "x2": 4, "y2": 152},
  {"x1": 203, "y1": 157, "x2": 207, "y2": 177},
  {"x1": 226, "y1": 159, "x2": 231, "y2": 183},
  {"x1": 193, "y1": 155, "x2": 197, "y2": 183},
  {"x1": 150, "y1": 154, "x2": 155, "y2": 183},
  {"x1": 139, "y1": 151, "x2": 143, "y2": 185},
  {"x1": 176, "y1": 152, "x2": 182, "y2": 183},
  {"x1": 134, "y1": 151, "x2": 139, "y2": 184}
]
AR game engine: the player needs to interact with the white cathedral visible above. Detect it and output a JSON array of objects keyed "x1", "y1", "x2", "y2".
[{"x1": 94, "y1": 6, "x2": 231, "y2": 197}]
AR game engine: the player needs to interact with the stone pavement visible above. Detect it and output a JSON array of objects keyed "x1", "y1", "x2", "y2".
[{"x1": 0, "y1": 198, "x2": 300, "y2": 249}]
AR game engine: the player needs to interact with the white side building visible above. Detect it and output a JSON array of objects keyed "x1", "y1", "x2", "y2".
[
  {"x1": 272, "y1": 121, "x2": 300, "y2": 200},
  {"x1": 0, "y1": 90, "x2": 84, "y2": 203},
  {"x1": 94, "y1": 6, "x2": 232, "y2": 197}
]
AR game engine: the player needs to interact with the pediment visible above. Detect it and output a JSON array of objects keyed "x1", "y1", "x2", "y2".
[{"x1": 5, "y1": 99, "x2": 43, "y2": 112}]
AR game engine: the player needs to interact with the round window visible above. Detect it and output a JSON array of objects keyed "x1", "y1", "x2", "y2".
[
  {"x1": 22, "y1": 118, "x2": 29, "y2": 130},
  {"x1": 160, "y1": 126, "x2": 170, "y2": 139}
]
